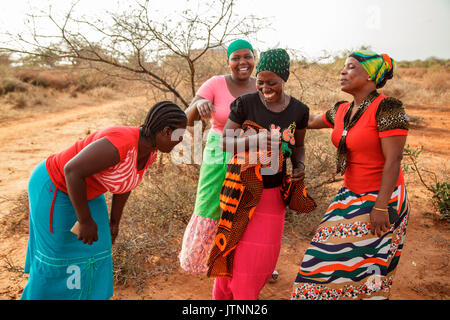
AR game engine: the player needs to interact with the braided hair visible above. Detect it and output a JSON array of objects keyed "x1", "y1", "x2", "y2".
[{"x1": 141, "y1": 101, "x2": 187, "y2": 145}]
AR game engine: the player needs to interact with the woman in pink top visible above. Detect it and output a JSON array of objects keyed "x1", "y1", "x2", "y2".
[
  {"x1": 21, "y1": 101, "x2": 187, "y2": 300},
  {"x1": 179, "y1": 40, "x2": 259, "y2": 274}
]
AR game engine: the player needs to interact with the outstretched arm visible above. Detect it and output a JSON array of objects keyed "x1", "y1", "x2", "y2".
[
  {"x1": 64, "y1": 137, "x2": 120, "y2": 245},
  {"x1": 308, "y1": 114, "x2": 330, "y2": 129}
]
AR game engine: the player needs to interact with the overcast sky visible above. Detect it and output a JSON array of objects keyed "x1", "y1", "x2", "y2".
[{"x1": 0, "y1": 0, "x2": 448, "y2": 61}]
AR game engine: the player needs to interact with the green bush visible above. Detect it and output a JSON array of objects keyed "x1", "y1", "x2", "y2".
[{"x1": 430, "y1": 181, "x2": 450, "y2": 221}]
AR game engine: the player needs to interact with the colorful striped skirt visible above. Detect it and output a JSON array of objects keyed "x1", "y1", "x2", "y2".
[
  {"x1": 21, "y1": 160, "x2": 113, "y2": 300},
  {"x1": 291, "y1": 183, "x2": 409, "y2": 300},
  {"x1": 179, "y1": 130, "x2": 231, "y2": 274}
]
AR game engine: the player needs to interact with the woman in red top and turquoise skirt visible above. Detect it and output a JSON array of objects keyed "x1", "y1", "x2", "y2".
[
  {"x1": 21, "y1": 101, "x2": 187, "y2": 300},
  {"x1": 291, "y1": 51, "x2": 410, "y2": 300}
]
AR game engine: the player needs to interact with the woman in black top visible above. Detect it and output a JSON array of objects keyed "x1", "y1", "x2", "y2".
[{"x1": 212, "y1": 48, "x2": 309, "y2": 300}]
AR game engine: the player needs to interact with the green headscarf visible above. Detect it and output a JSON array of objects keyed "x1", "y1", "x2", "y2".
[
  {"x1": 255, "y1": 48, "x2": 290, "y2": 82},
  {"x1": 226, "y1": 39, "x2": 254, "y2": 58}
]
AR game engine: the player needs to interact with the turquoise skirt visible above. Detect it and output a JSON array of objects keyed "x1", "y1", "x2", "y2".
[{"x1": 21, "y1": 160, "x2": 113, "y2": 300}]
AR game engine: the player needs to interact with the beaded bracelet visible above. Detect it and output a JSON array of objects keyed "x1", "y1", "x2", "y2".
[{"x1": 373, "y1": 207, "x2": 388, "y2": 212}]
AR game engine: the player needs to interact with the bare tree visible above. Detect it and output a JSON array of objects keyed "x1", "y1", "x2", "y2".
[{"x1": 1, "y1": 0, "x2": 265, "y2": 107}]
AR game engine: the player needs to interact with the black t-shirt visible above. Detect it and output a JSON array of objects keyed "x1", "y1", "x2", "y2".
[{"x1": 228, "y1": 92, "x2": 309, "y2": 187}]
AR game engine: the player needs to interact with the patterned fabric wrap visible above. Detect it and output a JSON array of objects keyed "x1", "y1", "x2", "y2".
[
  {"x1": 207, "y1": 120, "x2": 316, "y2": 278},
  {"x1": 280, "y1": 175, "x2": 317, "y2": 214},
  {"x1": 256, "y1": 48, "x2": 290, "y2": 82},
  {"x1": 291, "y1": 183, "x2": 409, "y2": 300},
  {"x1": 227, "y1": 39, "x2": 254, "y2": 58},
  {"x1": 349, "y1": 51, "x2": 396, "y2": 88},
  {"x1": 207, "y1": 120, "x2": 283, "y2": 278}
]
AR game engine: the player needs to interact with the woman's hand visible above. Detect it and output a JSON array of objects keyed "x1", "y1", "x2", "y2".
[
  {"x1": 291, "y1": 166, "x2": 305, "y2": 182},
  {"x1": 78, "y1": 218, "x2": 98, "y2": 245},
  {"x1": 196, "y1": 99, "x2": 215, "y2": 120},
  {"x1": 369, "y1": 208, "x2": 391, "y2": 237}
]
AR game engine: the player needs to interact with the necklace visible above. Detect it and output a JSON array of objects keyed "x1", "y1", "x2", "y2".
[{"x1": 261, "y1": 93, "x2": 289, "y2": 112}]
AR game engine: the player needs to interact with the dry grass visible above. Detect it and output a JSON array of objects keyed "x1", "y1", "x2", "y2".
[
  {"x1": 387, "y1": 66, "x2": 450, "y2": 106},
  {"x1": 13, "y1": 68, "x2": 118, "y2": 92},
  {"x1": 112, "y1": 156, "x2": 199, "y2": 291},
  {"x1": 87, "y1": 87, "x2": 117, "y2": 100},
  {"x1": 0, "y1": 77, "x2": 29, "y2": 95},
  {"x1": 0, "y1": 192, "x2": 29, "y2": 238},
  {"x1": 0, "y1": 66, "x2": 129, "y2": 121}
]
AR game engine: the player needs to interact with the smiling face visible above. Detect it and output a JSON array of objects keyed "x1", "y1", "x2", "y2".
[
  {"x1": 256, "y1": 70, "x2": 285, "y2": 104},
  {"x1": 340, "y1": 57, "x2": 374, "y2": 94},
  {"x1": 227, "y1": 48, "x2": 255, "y2": 81}
]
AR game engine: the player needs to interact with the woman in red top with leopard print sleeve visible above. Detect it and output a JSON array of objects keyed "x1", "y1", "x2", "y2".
[{"x1": 291, "y1": 51, "x2": 410, "y2": 300}]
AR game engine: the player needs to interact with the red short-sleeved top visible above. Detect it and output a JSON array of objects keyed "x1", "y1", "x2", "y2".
[
  {"x1": 322, "y1": 93, "x2": 409, "y2": 194},
  {"x1": 46, "y1": 126, "x2": 157, "y2": 200}
]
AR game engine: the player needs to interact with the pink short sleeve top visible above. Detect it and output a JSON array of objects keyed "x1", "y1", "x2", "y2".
[{"x1": 196, "y1": 75, "x2": 236, "y2": 135}]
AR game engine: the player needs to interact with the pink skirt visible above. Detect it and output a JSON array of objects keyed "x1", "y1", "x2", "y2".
[{"x1": 213, "y1": 187, "x2": 286, "y2": 300}]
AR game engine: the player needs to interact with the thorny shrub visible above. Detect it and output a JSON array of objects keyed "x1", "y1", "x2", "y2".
[{"x1": 403, "y1": 145, "x2": 449, "y2": 221}]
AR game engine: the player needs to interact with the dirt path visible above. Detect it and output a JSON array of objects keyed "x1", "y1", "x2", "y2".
[
  {"x1": 0, "y1": 98, "x2": 448, "y2": 300},
  {"x1": 0, "y1": 97, "x2": 146, "y2": 218}
]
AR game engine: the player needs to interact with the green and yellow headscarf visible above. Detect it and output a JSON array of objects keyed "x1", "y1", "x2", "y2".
[{"x1": 349, "y1": 50, "x2": 396, "y2": 88}]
